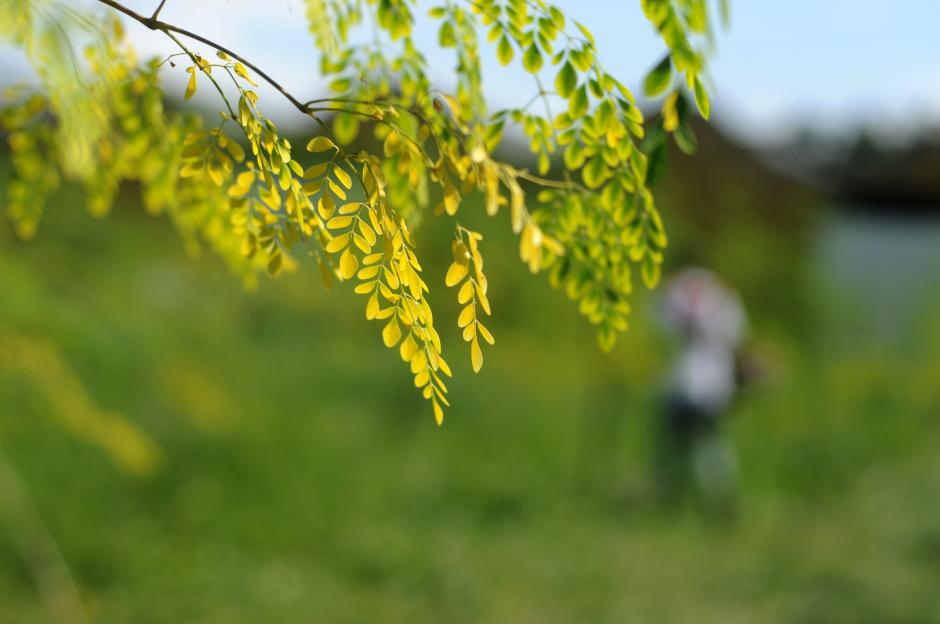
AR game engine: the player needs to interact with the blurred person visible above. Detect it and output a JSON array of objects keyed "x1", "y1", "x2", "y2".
[{"x1": 655, "y1": 267, "x2": 748, "y2": 515}]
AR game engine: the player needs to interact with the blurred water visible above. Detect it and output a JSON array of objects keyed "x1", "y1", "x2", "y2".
[{"x1": 816, "y1": 208, "x2": 940, "y2": 340}]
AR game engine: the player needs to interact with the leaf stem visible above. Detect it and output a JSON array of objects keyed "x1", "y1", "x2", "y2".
[{"x1": 93, "y1": 0, "x2": 308, "y2": 114}]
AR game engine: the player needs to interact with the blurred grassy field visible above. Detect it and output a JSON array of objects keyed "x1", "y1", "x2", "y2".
[{"x1": 2, "y1": 181, "x2": 940, "y2": 623}]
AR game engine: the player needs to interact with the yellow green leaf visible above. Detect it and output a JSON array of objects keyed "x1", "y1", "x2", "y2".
[
  {"x1": 643, "y1": 54, "x2": 672, "y2": 97},
  {"x1": 358, "y1": 266, "x2": 381, "y2": 280},
  {"x1": 458, "y1": 304, "x2": 475, "y2": 328},
  {"x1": 327, "y1": 215, "x2": 354, "y2": 229},
  {"x1": 307, "y1": 136, "x2": 337, "y2": 152},
  {"x1": 497, "y1": 36, "x2": 514, "y2": 66},
  {"x1": 302, "y1": 180, "x2": 323, "y2": 196},
  {"x1": 641, "y1": 254, "x2": 660, "y2": 289},
  {"x1": 445, "y1": 262, "x2": 468, "y2": 287},
  {"x1": 353, "y1": 234, "x2": 370, "y2": 254},
  {"x1": 328, "y1": 179, "x2": 347, "y2": 200},
  {"x1": 334, "y1": 166, "x2": 353, "y2": 189},
  {"x1": 470, "y1": 336, "x2": 483, "y2": 373},
  {"x1": 325, "y1": 233, "x2": 349, "y2": 253},
  {"x1": 555, "y1": 62, "x2": 577, "y2": 98},
  {"x1": 184, "y1": 66, "x2": 197, "y2": 101},
  {"x1": 693, "y1": 76, "x2": 710, "y2": 120},
  {"x1": 233, "y1": 62, "x2": 258, "y2": 86},
  {"x1": 366, "y1": 293, "x2": 380, "y2": 319},
  {"x1": 318, "y1": 193, "x2": 335, "y2": 219},
  {"x1": 457, "y1": 280, "x2": 473, "y2": 304},
  {"x1": 339, "y1": 247, "x2": 358, "y2": 279},
  {"x1": 358, "y1": 220, "x2": 377, "y2": 246},
  {"x1": 384, "y1": 132, "x2": 402, "y2": 156},
  {"x1": 662, "y1": 91, "x2": 680, "y2": 132},
  {"x1": 304, "y1": 163, "x2": 328, "y2": 178},
  {"x1": 382, "y1": 318, "x2": 401, "y2": 347},
  {"x1": 477, "y1": 323, "x2": 495, "y2": 345},
  {"x1": 399, "y1": 335, "x2": 419, "y2": 361},
  {"x1": 523, "y1": 43, "x2": 543, "y2": 73}
]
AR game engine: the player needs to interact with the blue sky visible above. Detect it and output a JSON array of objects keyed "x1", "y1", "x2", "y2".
[
  {"x1": 5, "y1": 1, "x2": 940, "y2": 144},
  {"x1": 569, "y1": 1, "x2": 940, "y2": 142}
]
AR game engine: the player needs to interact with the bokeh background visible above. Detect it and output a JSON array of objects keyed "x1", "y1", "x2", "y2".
[{"x1": 3, "y1": 1, "x2": 940, "y2": 622}]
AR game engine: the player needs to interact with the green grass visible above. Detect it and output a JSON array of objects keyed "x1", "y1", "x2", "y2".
[{"x1": 1, "y1": 188, "x2": 940, "y2": 623}]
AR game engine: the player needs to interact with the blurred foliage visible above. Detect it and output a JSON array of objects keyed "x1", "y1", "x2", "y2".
[
  {"x1": 0, "y1": 175, "x2": 939, "y2": 622},
  {"x1": 1, "y1": 0, "x2": 727, "y2": 421},
  {"x1": 3, "y1": 2, "x2": 939, "y2": 621},
  {"x1": 0, "y1": 331, "x2": 160, "y2": 477},
  {"x1": 653, "y1": 121, "x2": 819, "y2": 336}
]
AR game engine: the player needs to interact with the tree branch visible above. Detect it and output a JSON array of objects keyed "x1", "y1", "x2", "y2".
[
  {"x1": 150, "y1": 0, "x2": 168, "y2": 21},
  {"x1": 93, "y1": 0, "x2": 582, "y2": 198},
  {"x1": 93, "y1": 0, "x2": 308, "y2": 115}
]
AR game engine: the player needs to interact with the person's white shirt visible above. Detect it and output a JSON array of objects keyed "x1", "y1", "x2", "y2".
[{"x1": 662, "y1": 268, "x2": 747, "y2": 415}]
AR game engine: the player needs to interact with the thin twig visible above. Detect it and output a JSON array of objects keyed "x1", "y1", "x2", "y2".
[
  {"x1": 93, "y1": 0, "x2": 308, "y2": 114},
  {"x1": 92, "y1": 0, "x2": 581, "y2": 196},
  {"x1": 150, "y1": 0, "x2": 168, "y2": 21},
  {"x1": 516, "y1": 169, "x2": 584, "y2": 191},
  {"x1": 162, "y1": 30, "x2": 237, "y2": 119}
]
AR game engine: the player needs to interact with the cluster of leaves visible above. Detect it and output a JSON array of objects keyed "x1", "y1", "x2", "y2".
[
  {"x1": 639, "y1": 0, "x2": 723, "y2": 181},
  {"x1": 1, "y1": 7, "x2": 260, "y2": 278},
  {"x1": 446, "y1": 227, "x2": 494, "y2": 373},
  {"x1": 1, "y1": 0, "x2": 724, "y2": 423}
]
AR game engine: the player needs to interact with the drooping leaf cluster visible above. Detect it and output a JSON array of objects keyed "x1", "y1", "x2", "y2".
[{"x1": 1, "y1": 0, "x2": 724, "y2": 423}]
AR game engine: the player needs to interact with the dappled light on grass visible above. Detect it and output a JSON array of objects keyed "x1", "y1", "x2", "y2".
[{"x1": 0, "y1": 331, "x2": 160, "y2": 478}]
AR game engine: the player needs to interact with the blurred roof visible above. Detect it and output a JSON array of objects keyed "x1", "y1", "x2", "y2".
[
  {"x1": 658, "y1": 121, "x2": 818, "y2": 233},
  {"x1": 768, "y1": 130, "x2": 940, "y2": 216},
  {"x1": 826, "y1": 139, "x2": 940, "y2": 214}
]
